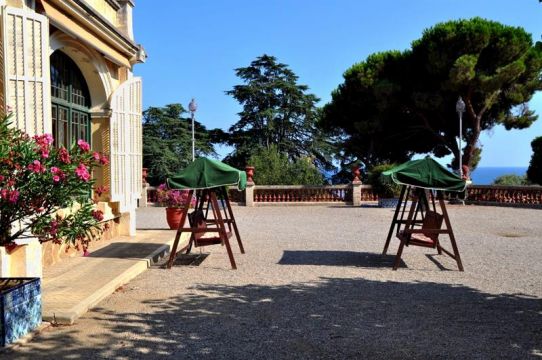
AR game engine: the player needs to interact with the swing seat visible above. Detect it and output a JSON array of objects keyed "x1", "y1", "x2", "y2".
[
  {"x1": 189, "y1": 209, "x2": 230, "y2": 247},
  {"x1": 397, "y1": 211, "x2": 444, "y2": 248}
]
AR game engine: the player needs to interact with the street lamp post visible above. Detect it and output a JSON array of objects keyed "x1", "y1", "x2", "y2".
[
  {"x1": 455, "y1": 97, "x2": 466, "y2": 179},
  {"x1": 188, "y1": 98, "x2": 197, "y2": 161}
]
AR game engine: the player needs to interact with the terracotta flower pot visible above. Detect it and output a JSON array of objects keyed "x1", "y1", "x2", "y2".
[{"x1": 165, "y1": 207, "x2": 187, "y2": 230}]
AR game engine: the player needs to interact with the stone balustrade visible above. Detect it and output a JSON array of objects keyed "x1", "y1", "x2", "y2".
[
  {"x1": 254, "y1": 185, "x2": 353, "y2": 203},
  {"x1": 466, "y1": 185, "x2": 542, "y2": 207},
  {"x1": 142, "y1": 169, "x2": 542, "y2": 208}
]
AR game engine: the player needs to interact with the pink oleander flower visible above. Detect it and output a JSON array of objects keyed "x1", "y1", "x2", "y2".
[
  {"x1": 8, "y1": 189, "x2": 19, "y2": 203},
  {"x1": 58, "y1": 147, "x2": 71, "y2": 164},
  {"x1": 75, "y1": 163, "x2": 90, "y2": 181},
  {"x1": 33, "y1": 134, "x2": 54, "y2": 146},
  {"x1": 77, "y1": 139, "x2": 90, "y2": 152},
  {"x1": 0, "y1": 175, "x2": 4, "y2": 182},
  {"x1": 41, "y1": 150, "x2": 49, "y2": 158},
  {"x1": 94, "y1": 185, "x2": 109, "y2": 196},
  {"x1": 91, "y1": 209, "x2": 104, "y2": 221},
  {"x1": 99, "y1": 155, "x2": 109, "y2": 166},
  {"x1": 51, "y1": 167, "x2": 59, "y2": 174},
  {"x1": 53, "y1": 175, "x2": 61, "y2": 183},
  {"x1": 92, "y1": 152, "x2": 101, "y2": 161},
  {"x1": 49, "y1": 220, "x2": 58, "y2": 236},
  {"x1": 28, "y1": 160, "x2": 46, "y2": 173}
]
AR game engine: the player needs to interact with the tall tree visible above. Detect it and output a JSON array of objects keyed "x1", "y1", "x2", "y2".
[
  {"x1": 225, "y1": 54, "x2": 332, "y2": 169},
  {"x1": 142, "y1": 104, "x2": 223, "y2": 185},
  {"x1": 322, "y1": 18, "x2": 542, "y2": 171},
  {"x1": 527, "y1": 136, "x2": 542, "y2": 184}
]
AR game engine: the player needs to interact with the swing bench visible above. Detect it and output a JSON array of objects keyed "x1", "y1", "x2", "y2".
[
  {"x1": 165, "y1": 158, "x2": 246, "y2": 270},
  {"x1": 381, "y1": 158, "x2": 466, "y2": 271}
]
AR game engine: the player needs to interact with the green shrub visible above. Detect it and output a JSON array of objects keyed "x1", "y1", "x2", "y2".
[
  {"x1": 368, "y1": 163, "x2": 402, "y2": 198},
  {"x1": 248, "y1": 146, "x2": 324, "y2": 185},
  {"x1": 492, "y1": 174, "x2": 528, "y2": 186}
]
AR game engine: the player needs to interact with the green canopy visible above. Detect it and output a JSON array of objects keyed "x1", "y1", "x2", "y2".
[
  {"x1": 382, "y1": 157, "x2": 466, "y2": 192},
  {"x1": 167, "y1": 157, "x2": 247, "y2": 191}
]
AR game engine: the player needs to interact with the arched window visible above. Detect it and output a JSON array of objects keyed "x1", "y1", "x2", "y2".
[{"x1": 50, "y1": 51, "x2": 91, "y2": 148}]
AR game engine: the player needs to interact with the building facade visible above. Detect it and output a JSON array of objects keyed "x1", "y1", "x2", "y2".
[{"x1": 0, "y1": 0, "x2": 145, "y2": 269}]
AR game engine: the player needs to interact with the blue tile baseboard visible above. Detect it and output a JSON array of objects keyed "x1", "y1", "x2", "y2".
[{"x1": 0, "y1": 278, "x2": 42, "y2": 347}]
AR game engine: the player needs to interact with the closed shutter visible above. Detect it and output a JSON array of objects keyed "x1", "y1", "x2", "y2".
[
  {"x1": 109, "y1": 77, "x2": 142, "y2": 212},
  {"x1": 2, "y1": 6, "x2": 50, "y2": 135}
]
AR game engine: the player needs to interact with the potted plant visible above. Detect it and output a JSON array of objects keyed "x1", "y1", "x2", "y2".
[
  {"x1": 156, "y1": 184, "x2": 195, "y2": 229},
  {"x1": 368, "y1": 163, "x2": 402, "y2": 208},
  {"x1": 0, "y1": 111, "x2": 108, "y2": 345}
]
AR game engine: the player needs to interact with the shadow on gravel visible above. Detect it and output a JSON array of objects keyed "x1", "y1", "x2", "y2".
[
  {"x1": 88, "y1": 242, "x2": 165, "y2": 259},
  {"x1": 278, "y1": 250, "x2": 406, "y2": 268},
  {"x1": 7, "y1": 277, "x2": 542, "y2": 359}
]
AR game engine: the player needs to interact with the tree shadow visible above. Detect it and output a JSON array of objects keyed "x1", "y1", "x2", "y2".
[
  {"x1": 5, "y1": 277, "x2": 542, "y2": 359},
  {"x1": 278, "y1": 250, "x2": 405, "y2": 268}
]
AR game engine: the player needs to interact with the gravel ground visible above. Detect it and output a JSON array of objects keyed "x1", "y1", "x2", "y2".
[{"x1": 5, "y1": 205, "x2": 542, "y2": 359}]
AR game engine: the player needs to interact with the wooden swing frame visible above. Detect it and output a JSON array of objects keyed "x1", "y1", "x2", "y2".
[
  {"x1": 382, "y1": 185, "x2": 464, "y2": 271},
  {"x1": 166, "y1": 186, "x2": 245, "y2": 270}
]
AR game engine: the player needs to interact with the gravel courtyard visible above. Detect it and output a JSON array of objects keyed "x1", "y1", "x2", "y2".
[{"x1": 6, "y1": 205, "x2": 542, "y2": 359}]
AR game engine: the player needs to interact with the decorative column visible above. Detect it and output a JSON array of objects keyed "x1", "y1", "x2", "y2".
[
  {"x1": 351, "y1": 165, "x2": 362, "y2": 207},
  {"x1": 245, "y1": 166, "x2": 255, "y2": 207},
  {"x1": 139, "y1": 167, "x2": 149, "y2": 207}
]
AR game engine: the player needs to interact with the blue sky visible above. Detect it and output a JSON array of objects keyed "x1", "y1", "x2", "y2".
[{"x1": 133, "y1": 0, "x2": 542, "y2": 167}]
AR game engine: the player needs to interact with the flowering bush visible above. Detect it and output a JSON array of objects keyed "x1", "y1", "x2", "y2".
[
  {"x1": 0, "y1": 112, "x2": 108, "y2": 250},
  {"x1": 156, "y1": 184, "x2": 195, "y2": 208}
]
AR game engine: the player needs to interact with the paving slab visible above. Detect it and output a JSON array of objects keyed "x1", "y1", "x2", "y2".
[{"x1": 42, "y1": 228, "x2": 188, "y2": 324}]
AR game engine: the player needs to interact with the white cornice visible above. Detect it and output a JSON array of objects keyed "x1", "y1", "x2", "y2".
[{"x1": 47, "y1": 0, "x2": 140, "y2": 59}]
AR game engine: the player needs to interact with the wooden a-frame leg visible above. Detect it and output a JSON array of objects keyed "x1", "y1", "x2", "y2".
[
  {"x1": 222, "y1": 187, "x2": 245, "y2": 254},
  {"x1": 210, "y1": 192, "x2": 237, "y2": 270},
  {"x1": 439, "y1": 194, "x2": 464, "y2": 271},
  {"x1": 383, "y1": 185, "x2": 407, "y2": 255},
  {"x1": 393, "y1": 236, "x2": 407, "y2": 270},
  {"x1": 167, "y1": 190, "x2": 193, "y2": 269}
]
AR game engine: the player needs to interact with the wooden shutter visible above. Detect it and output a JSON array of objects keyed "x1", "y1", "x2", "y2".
[
  {"x1": 109, "y1": 77, "x2": 142, "y2": 212},
  {"x1": 2, "y1": 6, "x2": 50, "y2": 135}
]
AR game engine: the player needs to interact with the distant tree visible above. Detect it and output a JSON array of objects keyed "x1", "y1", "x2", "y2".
[
  {"x1": 322, "y1": 18, "x2": 542, "y2": 171},
  {"x1": 142, "y1": 104, "x2": 223, "y2": 185},
  {"x1": 225, "y1": 54, "x2": 333, "y2": 170},
  {"x1": 492, "y1": 174, "x2": 528, "y2": 186},
  {"x1": 527, "y1": 136, "x2": 542, "y2": 184},
  {"x1": 248, "y1": 145, "x2": 324, "y2": 185}
]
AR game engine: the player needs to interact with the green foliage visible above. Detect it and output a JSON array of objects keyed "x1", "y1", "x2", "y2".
[
  {"x1": 322, "y1": 18, "x2": 542, "y2": 172},
  {"x1": 142, "y1": 104, "x2": 223, "y2": 185},
  {"x1": 527, "y1": 136, "x2": 542, "y2": 184},
  {"x1": 248, "y1": 146, "x2": 324, "y2": 185},
  {"x1": 0, "y1": 113, "x2": 106, "y2": 247},
  {"x1": 225, "y1": 54, "x2": 333, "y2": 171},
  {"x1": 367, "y1": 163, "x2": 402, "y2": 198},
  {"x1": 492, "y1": 174, "x2": 528, "y2": 186}
]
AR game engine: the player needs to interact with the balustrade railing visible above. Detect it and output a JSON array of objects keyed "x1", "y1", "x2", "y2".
[
  {"x1": 145, "y1": 184, "x2": 542, "y2": 207},
  {"x1": 253, "y1": 185, "x2": 353, "y2": 203},
  {"x1": 466, "y1": 185, "x2": 542, "y2": 206}
]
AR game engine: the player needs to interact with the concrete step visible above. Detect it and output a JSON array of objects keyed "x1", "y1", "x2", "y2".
[{"x1": 41, "y1": 230, "x2": 188, "y2": 325}]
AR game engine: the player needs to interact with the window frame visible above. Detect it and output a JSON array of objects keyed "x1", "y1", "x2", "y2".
[{"x1": 50, "y1": 51, "x2": 91, "y2": 149}]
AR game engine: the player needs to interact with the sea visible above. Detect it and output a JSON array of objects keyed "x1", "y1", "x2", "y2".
[{"x1": 468, "y1": 167, "x2": 528, "y2": 185}]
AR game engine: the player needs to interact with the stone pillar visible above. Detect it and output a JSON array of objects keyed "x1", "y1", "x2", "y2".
[
  {"x1": 0, "y1": 238, "x2": 43, "y2": 278},
  {"x1": 245, "y1": 166, "x2": 255, "y2": 207},
  {"x1": 117, "y1": 0, "x2": 135, "y2": 40},
  {"x1": 139, "y1": 168, "x2": 149, "y2": 207},
  {"x1": 352, "y1": 165, "x2": 362, "y2": 207},
  {"x1": 119, "y1": 209, "x2": 137, "y2": 236}
]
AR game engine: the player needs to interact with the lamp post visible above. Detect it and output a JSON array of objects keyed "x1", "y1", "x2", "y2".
[
  {"x1": 188, "y1": 98, "x2": 197, "y2": 161},
  {"x1": 455, "y1": 97, "x2": 466, "y2": 179}
]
